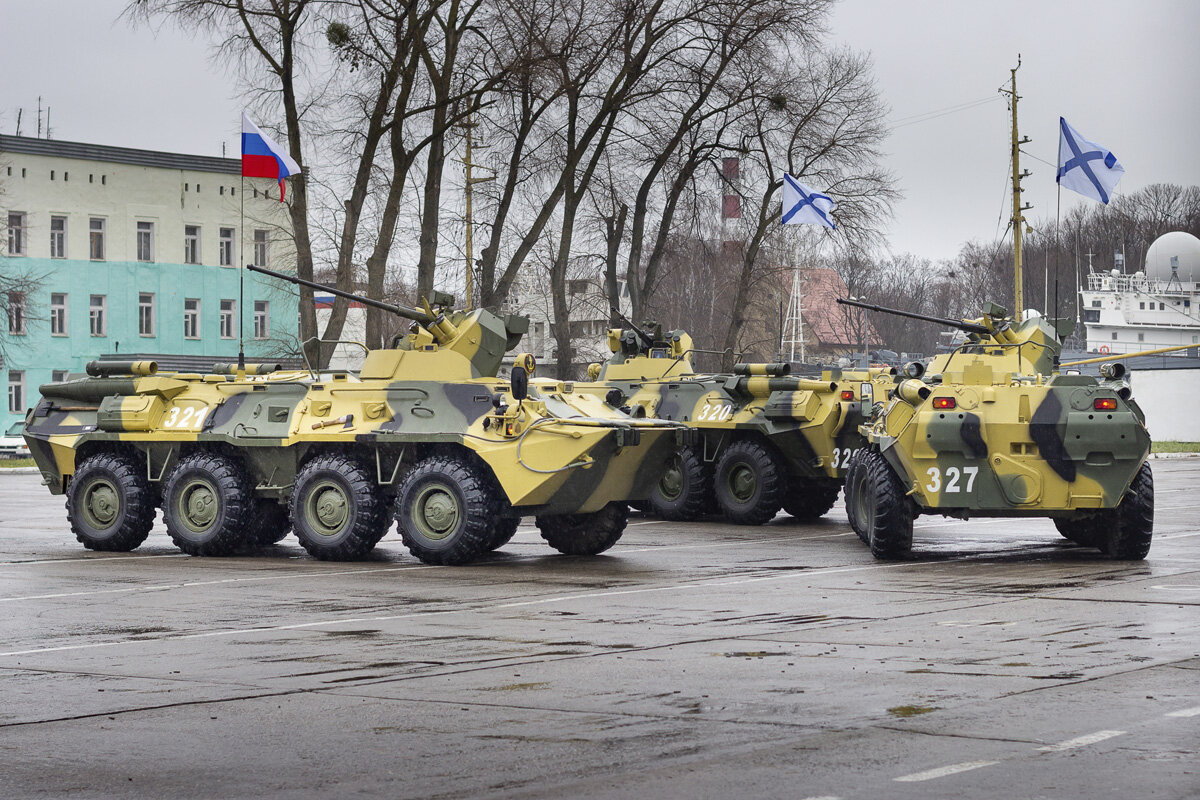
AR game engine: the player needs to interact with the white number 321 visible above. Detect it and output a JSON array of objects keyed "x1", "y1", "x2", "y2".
[{"x1": 924, "y1": 466, "x2": 978, "y2": 494}]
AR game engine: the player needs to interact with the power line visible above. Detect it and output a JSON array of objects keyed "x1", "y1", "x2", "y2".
[{"x1": 889, "y1": 95, "x2": 1003, "y2": 131}]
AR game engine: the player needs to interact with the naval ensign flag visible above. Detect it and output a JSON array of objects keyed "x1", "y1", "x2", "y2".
[
  {"x1": 782, "y1": 174, "x2": 836, "y2": 229},
  {"x1": 1056, "y1": 117, "x2": 1124, "y2": 205}
]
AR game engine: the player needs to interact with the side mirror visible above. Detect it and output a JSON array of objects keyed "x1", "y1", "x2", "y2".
[{"x1": 859, "y1": 383, "x2": 874, "y2": 405}]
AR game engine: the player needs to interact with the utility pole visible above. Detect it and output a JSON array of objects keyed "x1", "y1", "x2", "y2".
[
  {"x1": 1001, "y1": 57, "x2": 1032, "y2": 319},
  {"x1": 457, "y1": 115, "x2": 493, "y2": 309}
]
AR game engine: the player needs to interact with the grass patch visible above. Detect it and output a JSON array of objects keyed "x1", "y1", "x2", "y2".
[
  {"x1": 0, "y1": 458, "x2": 34, "y2": 469},
  {"x1": 888, "y1": 704, "x2": 938, "y2": 718},
  {"x1": 1152, "y1": 441, "x2": 1200, "y2": 453}
]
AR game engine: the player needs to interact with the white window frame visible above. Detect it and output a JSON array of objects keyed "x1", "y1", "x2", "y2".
[
  {"x1": 184, "y1": 225, "x2": 201, "y2": 265},
  {"x1": 219, "y1": 227, "x2": 235, "y2": 267},
  {"x1": 139, "y1": 293, "x2": 156, "y2": 337},
  {"x1": 90, "y1": 295, "x2": 107, "y2": 337},
  {"x1": 51, "y1": 370, "x2": 68, "y2": 383},
  {"x1": 7, "y1": 212, "x2": 27, "y2": 256},
  {"x1": 253, "y1": 229, "x2": 268, "y2": 267},
  {"x1": 89, "y1": 218, "x2": 106, "y2": 261},
  {"x1": 8, "y1": 371, "x2": 25, "y2": 414},
  {"x1": 184, "y1": 298, "x2": 201, "y2": 339},
  {"x1": 7, "y1": 292, "x2": 26, "y2": 335},
  {"x1": 220, "y1": 299, "x2": 236, "y2": 339},
  {"x1": 136, "y1": 221, "x2": 155, "y2": 263},
  {"x1": 253, "y1": 300, "x2": 270, "y2": 340},
  {"x1": 50, "y1": 215, "x2": 67, "y2": 259},
  {"x1": 50, "y1": 293, "x2": 68, "y2": 336}
]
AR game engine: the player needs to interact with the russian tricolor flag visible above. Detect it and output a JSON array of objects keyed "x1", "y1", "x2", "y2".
[{"x1": 241, "y1": 112, "x2": 301, "y2": 200}]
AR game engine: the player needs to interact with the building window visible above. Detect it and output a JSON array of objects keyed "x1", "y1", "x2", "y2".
[
  {"x1": 1138, "y1": 332, "x2": 1145, "y2": 342},
  {"x1": 90, "y1": 295, "x2": 107, "y2": 336},
  {"x1": 219, "y1": 227, "x2": 235, "y2": 267},
  {"x1": 7, "y1": 212, "x2": 26, "y2": 256},
  {"x1": 139, "y1": 293, "x2": 156, "y2": 337},
  {"x1": 253, "y1": 301, "x2": 270, "y2": 339},
  {"x1": 52, "y1": 370, "x2": 68, "y2": 383},
  {"x1": 89, "y1": 218, "x2": 106, "y2": 260},
  {"x1": 184, "y1": 225, "x2": 201, "y2": 264},
  {"x1": 184, "y1": 298, "x2": 200, "y2": 339},
  {"x1": 136, "y1": 221, "x2": 155, "y2": 262},
  {"x1": 50, "y1": 216, "x2": 67, "y2": 258},
  {"x1": 220, "y1": 299, "x2": 236, "y2": 339},
  {"x1": 568, "y1": 279, "x2": 588, "y2": 295},
  {"x1": 1111, "y1": 332, "x2": 1118, "y2": 341},
  {"x1": 7, "y1": 292, "x2": 26, "y2": 335},
  {"x1": 1138, "y1": 302, "x2": 1144, "y2": 310},
  {"x1": 1091, "y1": 300, "x2": 1101, "y2": 308},
  {"x1": 253, "y1": 229, "x2": 268, "y2": 267},
  {"x1": 50, "y1": 293, "x2": 68, "y2": 336},
  {"x1": 1159, "y1": 303, "x2": 1166, "y2": 311},
  {"x1": 8, "y1": 371, "x2": 24, "y2": 414}
]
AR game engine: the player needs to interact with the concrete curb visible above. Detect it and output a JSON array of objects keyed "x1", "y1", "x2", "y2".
[
  {"x1": 0, "y1": 467, "x2": 39, "y2": 475},
  {"x1": 1149, "y1": 452, "x2": 1200, "y2": 459}
]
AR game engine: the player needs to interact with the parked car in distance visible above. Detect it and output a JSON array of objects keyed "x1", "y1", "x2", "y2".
[{"x1": 0, "y1": 421, "x2": 31, "y2": 458}]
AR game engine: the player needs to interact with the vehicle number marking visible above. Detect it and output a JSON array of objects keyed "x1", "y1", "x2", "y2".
[
  {"x1": 832, "y1": 447, "x2": 859, "y2": 469},
  {"x1": 924, "y1": 466, "x2": 978, "y2": 494},
  {"x1": 163, "y1": 406, "x2": 209, "y2": 430},
  {"x1": 698, "y1": 403, "x2": 733, "y2": 421}
]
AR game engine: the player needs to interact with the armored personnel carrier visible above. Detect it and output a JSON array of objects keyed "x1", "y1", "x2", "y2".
[
  {"x1": 23, "y1": 267, "x2": 687, "y2": 566},
  {"x1": 574, "y1": 316, "x2": 895, "y2": 524},
  {"x1": 839, "y1": 299, "x2": 1153, "y2": 560}
]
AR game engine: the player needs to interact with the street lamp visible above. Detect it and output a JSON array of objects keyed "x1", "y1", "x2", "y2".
[{"x1": 849, "y1": 295, "x2": 868, "y2": 367}]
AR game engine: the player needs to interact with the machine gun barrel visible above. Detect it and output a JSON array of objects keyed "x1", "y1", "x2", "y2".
[
  {"x1": 609, "y1": 306, "x2": 655, "y2": 348},
  {"x1": 248, "y1": 264, "x2": 434, "y2": 324},
  {"x1": 836, "y1": 297, "x2": 990, "y2": 336}
]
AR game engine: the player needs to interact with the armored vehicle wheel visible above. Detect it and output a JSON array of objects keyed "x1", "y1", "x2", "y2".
[
  {"x1": 291, "y1": 454, "x2": 389, "y2": 561},
  {"x1": 396, "y1": 455, "x2": 499, "y2": 565},
  {"x1": 844, "y1": 450, "x2": 870, "y2": 543},
  {"x1": 1106, "y1": 461, "x2": 1154, "y2": 560},
  {"x1": 1053, "y1": 516, "x2": 1103, "y2": 548},
  {"x1": 163, "y1": 452, "x2": 255, "y2": 556},
  {"x1": 782, "y1": 478, "x2": 841, "y2": 521},
  {"x1": 850, "y1": 449, "x2": 914, "y2": 560},
  {"x1": 486, "y1": 514, "x2": 521, "y2": 552},
  {"x1": 250, "y1": 500, "x2": 292, "y2": 546},
  {"x1": 536, "y1": 501, "x2": 628, "y2": 556},
  {"x1": 66, "y1": 453, "x2": 156, "y2": 552},
  {"x1": 649, "y1": 446, "x2": 709, "y2": 521},
  {"x1": 713, "y1": 440, "x2": 785, "y2": 525}
]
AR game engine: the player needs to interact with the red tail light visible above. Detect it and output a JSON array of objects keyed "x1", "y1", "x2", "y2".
[
  {"x1": 1094, "y1": 398, "x2": 1118, "y2": 410},
  {"x1": 840, "y1": 390, "x2": 854, "y2": 401},
  {"x1": 932, "y1": 397, "x2": 956, "y2": 410}
]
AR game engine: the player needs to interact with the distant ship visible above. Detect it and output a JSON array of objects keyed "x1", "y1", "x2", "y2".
[{"x1": 1079, "y1": 231, "x2": 1200, "y2": 356}]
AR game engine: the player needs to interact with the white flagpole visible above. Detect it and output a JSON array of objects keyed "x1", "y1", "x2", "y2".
[{"x1": 238, "y1": 170, "x2": 246, "y2": 373}]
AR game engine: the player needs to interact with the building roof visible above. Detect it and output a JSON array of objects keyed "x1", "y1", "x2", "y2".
[
  {"x1": 0, "y1": 134, "x2": 240, "y2": 175},
  {"x1": 799, "y1": 267, "x2": 879, "y2": 347}
]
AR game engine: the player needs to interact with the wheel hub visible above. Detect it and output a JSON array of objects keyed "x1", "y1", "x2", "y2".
[
  {"x1": 306, "y1": 481, "x2": 350, "y2": 536},
  {"x1": 83, "y1": 481, "x2": 120, "y2": 528},
  {"x1": 413, "y1": 485, "x2": 460, "y2": 540},
  {"x1": 659, "y1": 461, "x2": 684, "y2": 500},
  {"x1": 179, "y1": 480, "x2": 218, "y2": 531},
  {"x1": 728, "y1": 464, "x2": 756, "y2": 502}
]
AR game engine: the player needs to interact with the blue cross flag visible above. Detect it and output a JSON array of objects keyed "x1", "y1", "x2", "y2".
[
  {"x1": 782, "y1": 174, "x2": 836, "y2": 229},
  {"x1": 1057, "y1": 117, "x2": 1124, "y2": 205}
]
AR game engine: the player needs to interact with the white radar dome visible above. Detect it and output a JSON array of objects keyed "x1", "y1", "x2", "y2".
[{"x1": 1144, "y1": 231, "x2": 1200, "y2": 283}]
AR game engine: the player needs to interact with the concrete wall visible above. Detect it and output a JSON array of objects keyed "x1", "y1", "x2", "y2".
[{"x1": 1129, "y1": 368, "x2": 1200, "y2": 442}]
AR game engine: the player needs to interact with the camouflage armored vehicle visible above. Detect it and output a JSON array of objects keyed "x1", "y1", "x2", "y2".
[
  {"x1": 23, "y1": 267, "x2": 688, "y2": 566},
  {"x1": 573, "y1": 317, "x2": 895, "y2": 524},
  {"x1": 839, "y1": 298, "x2": 1153, "y2": 560}
]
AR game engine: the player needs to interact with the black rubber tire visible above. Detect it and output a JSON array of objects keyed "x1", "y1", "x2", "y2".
[
  {"x1": 486, "y1": 514, "x2": 521, "y2": 552},
  {"x1": 395, "y1": 455, "x2": 499, "y2": 565},
  {"x1": 291, "y1": 454, "x2": 389, "y2": 561},
  {"x1": 648, "y1": 445, "x2": 710, "y2": 521},
  {"x1": 66, "y1": 452, "x2": 156, "y2": 552},
  {"x1": 844, "y1": 449, "x2": 870, "y2": 543},
  {"x1": 163, "y1": 451, "x2": 255, "y2": 556},
  {"x1": 713, "y1": 440, "x2": 785, "y2": 525},
  {"x1": 851, "y1": 449, "x2": 914, "y2": 560},
  {"x1": 536, "y1": 501, "x2": 628, "y2": 556},
  {"x1": 782, "y1": 477, "x2": 842, "y2": 521},
  {"x1": 1105, "y1": 461, "x2": 1154, "y2": 560},
  {"x1": 249, "y1": 500, "x2": 292, "y2": 546},
  {"x1": 1053, "y1": 516, "x2": 1103, "y2": 548}
]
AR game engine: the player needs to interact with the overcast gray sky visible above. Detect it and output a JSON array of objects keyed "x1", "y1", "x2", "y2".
[{"x1": 6, "y1": 0, "x2": 1199, "y2": 261}]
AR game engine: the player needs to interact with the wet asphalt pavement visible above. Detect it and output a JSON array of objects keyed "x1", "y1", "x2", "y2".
[{"x1": 0, "y1": 461, "x2": 1197, "y2": 799}]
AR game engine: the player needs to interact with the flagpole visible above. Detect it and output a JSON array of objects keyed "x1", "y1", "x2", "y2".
[
  {"x1": 1055, "y1": 181, "x2": 1061, "y2": 322},
  {"x1": 238, "y1": 171, "x2": 246, "y2": 374}
]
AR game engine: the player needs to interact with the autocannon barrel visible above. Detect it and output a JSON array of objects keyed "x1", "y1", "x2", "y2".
[
  {"x1": 85, "y1": 360, "x2": 157, "y2": 377},
  {"x1": 733, "y1": 362, "x2": 791, "y2": 377},
  {"x1": 728, "y1": 376, "x2": 837, "y2": 396},
  {"x1": 40, "y1": 378, "x2": 138, "y2": 403},
  {"x1": 248, "y1": 264, "x2": 435, "y2": 324},
  {"x1": 836, "y1": 297, "x2": 990, "y2": 336}
]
